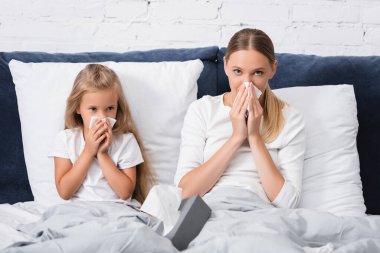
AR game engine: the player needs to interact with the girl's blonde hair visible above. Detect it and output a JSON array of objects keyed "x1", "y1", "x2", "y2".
[
  {"x1": 65, "y1": 64, "x2": 155, "y2": 203},
  {"x1": 225, "y1": 28, "x2": 285, "y2": 143}
]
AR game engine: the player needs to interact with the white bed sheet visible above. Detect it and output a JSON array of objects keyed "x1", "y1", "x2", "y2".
[{"x1": 0, "y1": 202, "x2": 44, "y2": 250}]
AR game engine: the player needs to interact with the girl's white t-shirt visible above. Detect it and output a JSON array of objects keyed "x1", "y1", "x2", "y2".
[
  {"x1": 50, "y1": 127, "x2": 143, "y2": 201},
  {"x1": 174, "y1": 95, "x2": 306, "y2": 208}
]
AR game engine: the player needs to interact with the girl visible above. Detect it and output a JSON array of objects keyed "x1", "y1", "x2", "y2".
[
  {"x1": 174, "y1": 28, "x2": 306, "y2": 208},
  {"x1": 51, "y1": 64, "x2": 154, "y2": 204}
]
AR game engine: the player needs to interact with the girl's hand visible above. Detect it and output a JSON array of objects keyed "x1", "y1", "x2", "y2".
[
  {"x1": 98, "y1": 120, "x2": 113, "y2": 155},
  {"x1": 229, "y1": 84, "x2": 250, "y2": 143},
  {"x1": 84, "y1": 120, "x2": 107, "y2": 156},
  {"x1": 247, "y1": 83, "x2": 263, "y2": 140}
]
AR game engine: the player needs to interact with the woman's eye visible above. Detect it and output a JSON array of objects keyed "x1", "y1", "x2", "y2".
[{"x1": 233, "y1": 69, "x2": 241, "y2": 75}]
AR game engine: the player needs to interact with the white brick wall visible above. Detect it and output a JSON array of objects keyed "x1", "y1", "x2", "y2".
[{"x1": 1, "y1": 0, "x2": 380, "y2": 56}]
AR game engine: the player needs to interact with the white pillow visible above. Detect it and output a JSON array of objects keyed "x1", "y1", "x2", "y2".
[
  {"x1": 9, "y1": 59, "x2": 204, "y2": 207},
  {"x1": 274, "y1": 84, "x2": 366, "y2": 216}
]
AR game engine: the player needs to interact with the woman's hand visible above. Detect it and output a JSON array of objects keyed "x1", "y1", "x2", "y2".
[
  {"x1": 84, "y1": 120, "x2": 107, "y2": 156},
  {"x1": 97, "y1": 120, "x2": 113, "y2": 155},
  {"x1": 229, "y1": 84, "x2": 250, "y2": 143},
  {"x1": 247, "y1": 83, "x2": 263, "y2": 140}
]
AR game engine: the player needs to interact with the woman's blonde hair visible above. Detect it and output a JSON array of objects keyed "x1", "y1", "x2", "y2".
[
  {"x1": 225, "y1": 28, "x2": 285, "y2": 143},
  {"x1": 65, "y1": 64, "x2": 155, "y2": 203}
]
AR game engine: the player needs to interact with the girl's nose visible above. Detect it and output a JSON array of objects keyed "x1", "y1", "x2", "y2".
[{"x1": 97, "y1": 113, "x2": 106, "y2": 118}]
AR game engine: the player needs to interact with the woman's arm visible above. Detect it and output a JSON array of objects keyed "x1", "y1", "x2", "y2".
[
  {"x1": 247, "y1": 85, "x2": 305, "y2": 207},
  {"x1": 179, "y1": 87, "x2": 250, "y2": 198},
  {"x1": 247, "y1": 85, "x2": 285, "y2": 202},
  {"x1": 179, "y1": 136, "x2": 243, "y2": 198},
  {"x1": 54, "y1": 148, "x2": 94, "y2": 200},
  {"x1": 249, "y1": 119, "x2": 305, "y2": 207},
  {"x1": 248, "y1": 136, "x2": 285, "y2": 201}
]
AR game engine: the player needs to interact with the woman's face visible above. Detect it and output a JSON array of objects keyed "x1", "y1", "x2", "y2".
[{"x1": 224, "y1": 49, "x2": 277, "y2": 95}]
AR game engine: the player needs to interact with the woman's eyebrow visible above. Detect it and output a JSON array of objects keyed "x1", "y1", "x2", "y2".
[
  {"x1": 231, "y1": 66, "x2": 266, "y2": 71},
  {"x1": 251, "y1": 68, "x2": 265, "y2": 71}
]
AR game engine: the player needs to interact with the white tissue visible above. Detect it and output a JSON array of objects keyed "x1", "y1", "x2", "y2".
[
  {"x1": 141, "y1": 185, "x2": 182, "y2": 235},
  {"x1": 244, "y1": 81, "x2": 262, "y2": 98},
  {"x1": 254, "y1": 85, "x2": 262, "y2": 97},
  {"x1": 88, "y1": 116, "x2": 117, "y2": 129},
  {"x1": 243, "y1": 82, "x2": 262, "y2": 117}
]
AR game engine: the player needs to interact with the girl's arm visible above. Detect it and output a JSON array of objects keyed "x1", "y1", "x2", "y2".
[
  {"x1": 97, "y1": 153, "x2": 136, "y2": 200},
  {"x1": 55, "y1": 121, "x2": 107, "y2": 200},
  {"x1": 54, "y1": 148, "x2": 94, "y2": 200},
  {"x1": 179, "y1": 86, "x2": 249, "y2": 198},
  {"x1": 97, "y1": 123, "x2": 136, "y2": 200}
]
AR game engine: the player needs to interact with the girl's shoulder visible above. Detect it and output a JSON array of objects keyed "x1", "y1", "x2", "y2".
[
  {"x1": 51, "y1": 128, "x2": 83, "y2": 152},
  {"x1": 113, "y1": 132, "x2": 138, "y2": 147},
  {"x1": 57, "y1": 127, "x2": 82, "y2": 139},
  {"x1": 117, "y1": 132, "x2": 135, "y2": 141}
]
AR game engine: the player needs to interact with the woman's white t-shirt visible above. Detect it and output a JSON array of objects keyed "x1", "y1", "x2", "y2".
[
  {"x1": 50, "y1": 128, "x2": 143, "y2": 201},
  {"x1": 174, "y1": 94, "x2": 306, "y2": 208}
]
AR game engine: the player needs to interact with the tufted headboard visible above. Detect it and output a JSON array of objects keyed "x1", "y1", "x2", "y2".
[{"x1": 1, "y1": 47, "x2": 380, "y2": 214}]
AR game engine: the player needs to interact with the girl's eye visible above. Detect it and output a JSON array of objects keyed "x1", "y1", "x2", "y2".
[
  {"x1": 107, "y1": 106, "x2": 115, "y2": 111},
  {"x1": 89, "y1": 107, "x2": 97, "y2": 112},
  {"x1": 255, "y1": 71, "x2": 264, "y2": 76},
  {"x1": 233, "y1": 69, "x2": 241, "y2": 75}
]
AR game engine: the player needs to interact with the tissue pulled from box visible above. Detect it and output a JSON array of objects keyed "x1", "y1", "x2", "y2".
[{"x1": 141, "y1": 185, "x2": 182, "y2": 235}]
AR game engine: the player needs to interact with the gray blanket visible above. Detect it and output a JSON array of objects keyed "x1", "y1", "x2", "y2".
[
  {"x1": 189, "y1": 187, "x2": 380, "y2": 253},
  {"x1": 3, "y1": 187, "x2": 380, "y2": 253}
]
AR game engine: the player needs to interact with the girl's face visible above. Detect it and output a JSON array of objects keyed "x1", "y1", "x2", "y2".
[
  {"x1": 76, "y1": 88, "x2": 118, "y2": 129},
  {"x1": 224, "y1": 49, "x2": 277, "y2": 95}
]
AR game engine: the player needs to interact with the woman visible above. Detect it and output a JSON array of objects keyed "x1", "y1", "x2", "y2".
[{"x1": 174, "y1": 28, "x2": 306, "y2": 208}]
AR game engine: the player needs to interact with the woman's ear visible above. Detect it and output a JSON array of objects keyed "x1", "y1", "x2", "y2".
[{"x1": 269, "y1": 60, "x2": 278, "y2": 79}]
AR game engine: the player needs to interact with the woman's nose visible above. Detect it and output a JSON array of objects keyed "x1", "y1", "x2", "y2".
[
  {"x1": 243, "y1": 80, "x2": 252, "y2": 86},
  {"x1": 243, "y1": 75, "x2": 252, "y2": 83}
]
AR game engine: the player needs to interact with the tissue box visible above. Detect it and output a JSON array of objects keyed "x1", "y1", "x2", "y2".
[{"x1": 165, "y1": 195, "x2": 211, "y2": 251}]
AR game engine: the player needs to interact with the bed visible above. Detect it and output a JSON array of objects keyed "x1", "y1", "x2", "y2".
[{"x1": 1, "y1": 47, "x2": 380, "y2": 252}]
